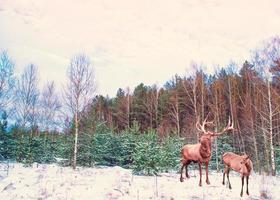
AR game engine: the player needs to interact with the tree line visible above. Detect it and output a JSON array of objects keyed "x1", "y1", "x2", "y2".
[{"x1": 0, "y1": 36, "x2": 280, "y2": 175}]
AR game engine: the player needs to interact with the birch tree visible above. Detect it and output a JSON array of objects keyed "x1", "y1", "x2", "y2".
[{"x1": 65, "y1": 54, "x2": 96, "y2": 169}]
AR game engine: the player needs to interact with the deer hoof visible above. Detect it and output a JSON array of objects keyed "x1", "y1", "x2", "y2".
[
  {"x1": 206, "y1": 180, "x2": 210, "y2": 185},
  {"x1": 222, "y1": 181, "x2": 225, "y2": 185},
  {"x1": 229, "y1": 186, "x2": 232, "y2": 190},
  {"x1": 240, "y1": 192, "x2": 243, "y2": 197},
  {"x1": 180, "y1": 177, "x2": 184, "y2": 182},
  {"x1": 247, "y1": 191, "x2": 249, "y2": 195},
  {"x1": 199, "y1": 183, "x2": 202, "y2": 187},
  {"x1": 186, "y1": 175, "x2": 190, "y2": 178}
]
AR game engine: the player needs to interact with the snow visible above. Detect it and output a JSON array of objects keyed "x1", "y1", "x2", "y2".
[{"x1": 0, "y1": 163, "x2": 279, "y2": 200}]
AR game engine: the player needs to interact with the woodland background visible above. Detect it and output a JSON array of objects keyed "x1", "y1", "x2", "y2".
[{"x1": 0, "y1": 36, "x2": 280, "y2": 176}]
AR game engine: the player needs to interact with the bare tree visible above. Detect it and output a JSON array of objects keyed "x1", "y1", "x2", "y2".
[
  {"x1": 238, "y1": 62, "x2": 261, "y2": 173},
  {"x1": 209, "y1": 76, "x2": 223, "y2": 171},
  {"x1": 144, "y1": 85, "x2": 158, "y2": 129},
  {"x1": 182, "y1": 63, "x2": 205, "y2": 141},
  {"x1": 64, "y1": 54, "x2": 96, "y2": 169},
  {"x1": 15, "y1": 64, "x2": 40, "y2": 131},
  {"x1": 39, "y1": 81, "x2": 61, "y2": 134},
  {"x1": 168, "y1": 91, "x2": 180, "y2": 135},
  {"x1": 0, "y1": 51, "x2": 16, "y2": 113},
  {"x1": 253, "y1": 36, "x2": 280, "y2": 175}
]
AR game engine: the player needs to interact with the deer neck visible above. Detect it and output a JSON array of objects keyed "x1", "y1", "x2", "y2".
[
  {"x1": 244, "y1": 161, "x2": 252, "y2": 174},
  {"x1": 199, "y1": 139, "x2": 212, "y2": 159}
]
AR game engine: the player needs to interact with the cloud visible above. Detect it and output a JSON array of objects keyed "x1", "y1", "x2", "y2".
[{"x1": 1, "y1": 0, "x2": 280, "y2": 96}]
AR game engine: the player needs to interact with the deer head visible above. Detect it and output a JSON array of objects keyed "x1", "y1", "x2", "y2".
[
  {"x1": 240, "y1": 154, "x2": 251, "y2": 165},
  {"x1": 239, "y1": 154, "x2": 252, "y2": 175}
]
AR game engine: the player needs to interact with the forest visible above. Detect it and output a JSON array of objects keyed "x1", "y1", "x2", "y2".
[{"x1": 0, "y1": 36, "x2": 280, "y2": 176}]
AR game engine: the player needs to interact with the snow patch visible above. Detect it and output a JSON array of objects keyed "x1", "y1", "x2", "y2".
[{"x1": 0, "y1": 163, "x2": 279, "y2": 199}]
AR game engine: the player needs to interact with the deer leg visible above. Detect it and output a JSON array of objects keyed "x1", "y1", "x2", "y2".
[
  {"x1": 180, "y1": 163, "x2": 185, "y2": 182},
  {"x1": 240, "y1": 176, "x2": 244, "y2": 197},
  {"x1": 185, "y1": 161, "x2": 191, "y2": 178},
  {"x1": 246, "y1": 176, "x2": 249, "y2": 195},
  {"x1": 198, "y1": 162, "x2": 202, "y2": 187},
  {"x1": 205, "y1": 162, "x2": 210, "y2": 184},
  {"x1": 227, "y1": 168, "x2": 232, "y2": 189},
  {"x1": 222, "y1": 166, "x2": 228, "y2": 185}
]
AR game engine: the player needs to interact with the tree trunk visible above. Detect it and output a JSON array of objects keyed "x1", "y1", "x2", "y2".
[
  {"x1": 73, "y1": 112, "x2": 78, "y2": 170},
  {"x1": 214, "y1": 127, "x2": 219, "y2": 172},
  {"x1": 176, "y1": 98, "x2": 180, "y2": 136},
  {"x1": 126, "y1": 93, "x2": 130, "y2": 128},
  {"x1": 201, "y1": 75, "x2": 204, "y2": 122},
  {"x1": 214, "y1": 88, "x2": 220, "y2": 172},
  {"x1": 250, "y1": 120, "x2": 260, "y2": 174},
  {"x1": 236, "y1": 120, "x2": 246, "y2": 152},
  {"x1": 193, "y1": 80, "x2": 199, "y2": 141},
  {"x1": 267, "y1": 80, "x2": 276, "y2": 176},
  {"x1": 228, "y1": 78, "x2": 238, "y2": 150},
  {"x1": 155, "y1": 90, "x2": 159, "y2": 129},
  {"x1": 261, "y1": 117, "x2": 270, "y2": 173}
]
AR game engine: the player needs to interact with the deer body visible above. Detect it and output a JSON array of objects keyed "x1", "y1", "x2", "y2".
[
  {"x1": 222, "y1": 152, "x2": 253, "y2": 197},
  {"x1": 180, "y1": 116, "x2": 233, "y2": 186},
  {"x1": 182, "y1": 143, "x2": 210, "y2": 162}
]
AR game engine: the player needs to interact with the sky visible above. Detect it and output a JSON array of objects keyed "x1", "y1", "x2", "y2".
[{"x1": 1, "y1": 0, "x2": 280, "y2": 97}]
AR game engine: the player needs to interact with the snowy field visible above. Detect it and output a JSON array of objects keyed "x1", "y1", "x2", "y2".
[{"x1": 0, "y1": 163, "x2": 279, "y2": 200}]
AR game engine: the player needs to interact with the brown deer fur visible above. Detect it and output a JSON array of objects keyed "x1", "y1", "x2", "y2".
[
  {"x1": 180, "y1": 116, "x2": 233, "y2": 186},
  {"x1": 222, "y1": 152, "x2": 253, "y2": 197}
]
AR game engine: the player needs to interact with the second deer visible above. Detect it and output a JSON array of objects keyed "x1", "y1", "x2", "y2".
[{"x1": 222, "y1": 152, "x2": 253, "y2": 197}]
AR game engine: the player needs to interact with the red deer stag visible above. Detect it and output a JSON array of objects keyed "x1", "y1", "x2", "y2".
[
  {"x1": 222, "y1": 152, "x2": 253, "y2": 197},
  {"x1": 180, "y1": 115, "x2": 233, "y2": 186}
]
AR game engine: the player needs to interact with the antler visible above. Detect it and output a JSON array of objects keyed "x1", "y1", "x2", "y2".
[
  {"x1": 196, "y1": 116, "x2": 204, "y2": 132},
  {"x1": 214, "y1": 117, "x2": 234, "y2": 136},
  {"x1": 196, "y1": 113, "x2": 214, "y2": 134}
]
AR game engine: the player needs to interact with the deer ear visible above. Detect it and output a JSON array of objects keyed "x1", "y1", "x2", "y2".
[
  {"x1": 244, "y1": 154, "x2": 250, "y2": 160},
  {"x1": 242, "y1": 156, "x2": 250, "y2": 164}
]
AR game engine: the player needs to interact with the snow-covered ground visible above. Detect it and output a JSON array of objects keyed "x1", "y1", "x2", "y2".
[{"x1": 0, "y1": 163, "x2": 279, "y2": 200}]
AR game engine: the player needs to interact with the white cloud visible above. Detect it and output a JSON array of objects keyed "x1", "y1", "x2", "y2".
[{"x1": 0, "y1": 0, "x2": 280, "y2": 96}]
